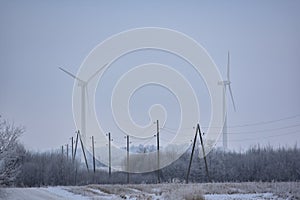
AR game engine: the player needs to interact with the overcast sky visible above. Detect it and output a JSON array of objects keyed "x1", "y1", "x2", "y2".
[{"x1": 1, "y1": 1, "x2": 300, "y2": 152}]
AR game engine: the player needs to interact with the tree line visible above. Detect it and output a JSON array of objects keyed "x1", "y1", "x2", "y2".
[{"x1": 1, "y1": 118, "x2": 300, "y2": 187}]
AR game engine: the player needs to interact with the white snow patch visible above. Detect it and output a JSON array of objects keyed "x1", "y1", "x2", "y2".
[
  {"x1": 205, "y1": 193, "x2": 282, "y2": 200},
  {"x1": 45, "y1": 187, "x2": 89, "y2": 200},
  {"x1": 86, "y1": 188, "x2": 107, "y2": 195}
]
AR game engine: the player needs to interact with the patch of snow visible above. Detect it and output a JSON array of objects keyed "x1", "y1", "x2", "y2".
[
  {"x1": 45, "y1": 187, "x2": 89, "y2": 200},
  {"x1": 205, "y1": 193, "x2": 282, "y2": 200},
  {"x1": 86, "y1": 188, "x2": 107, "y2": 195}
]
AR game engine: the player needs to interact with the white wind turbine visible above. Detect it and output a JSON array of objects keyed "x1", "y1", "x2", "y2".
[
  {"x1": 218, "y1": 51, "x2": 236, "y2": 149},
  {"x1": 59, "y1": 64, "x2": 107, "y2": 145}
]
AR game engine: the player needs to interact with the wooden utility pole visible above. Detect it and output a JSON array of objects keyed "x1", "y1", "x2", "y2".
[
  {"x1": 186, "y1": 123, "x2": 210, "y2": 183},
  {"x1": 71, "y1": 137, "x2": 74, "y2": 161},
  {"x1": 92, "y1": 136, "x2": 96, "y2": 173},
  {"x1": 61, "y1": 145, "x2": 64, "y2": 155},
  {"x1": 126, "y1": 135, "x2": 130, "y2": 183},
  {"x1": 73, "y1": 131, "x2": 79, "y2": 185},
  {"x1": 199, "y1": 131, "x2": 210, "y2": 183},
  {"x1": 108, "y1": 132, "x2": 112, "y2": 177},
  {"x1": 73, "y1": 131, "x2": 79, "y2": 161},
  {"x1": 78, "y1": 130, "x2": 89, "y2": 171},
  {"x1": 156, "y1": 120, "x2": 160, "y2": 183}
]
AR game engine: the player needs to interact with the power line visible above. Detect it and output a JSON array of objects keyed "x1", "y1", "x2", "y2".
[
  {"x1": 226, "y1": 123, "x2": 300, "y2": 134},
  {"x1": 228, "y1": 130, "x2": 300, "y2": 142},
  {"x1": 162, "y1": 114, "x2": 300, "y2": 130},
  {"x1": 206, "y1": 123, "x2": 300, "y2": 135},
  {"x1": 118, "y1": 124, "x2": 155, "y2": 140},
  {"x1": 228, "y1": 114, "x2": 300, "y2": 128}
]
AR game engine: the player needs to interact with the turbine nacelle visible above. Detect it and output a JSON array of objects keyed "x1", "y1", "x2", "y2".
[
  {"x1": 77, "y1": 81, "x2": 87, "y2": 87},
  {"x1": 218, "y1": 80, "x2": 231, "y2": 86},
  {"x1": 59, "y1": 63, "x2": 108, "y2": 136}
]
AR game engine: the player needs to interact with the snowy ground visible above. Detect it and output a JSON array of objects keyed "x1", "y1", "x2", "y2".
[{"x1": 0, "y1": 182, "x2": 299, "y2": 200}]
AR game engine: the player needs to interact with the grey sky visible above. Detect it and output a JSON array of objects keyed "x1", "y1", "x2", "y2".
[{"x1": 0, "y1": 1, "x2": 300, "y2": 152}]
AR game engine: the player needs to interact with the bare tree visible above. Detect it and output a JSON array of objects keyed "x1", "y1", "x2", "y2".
[{"x1": 0, "y1": 117, "x2": 25, "y2": 186}]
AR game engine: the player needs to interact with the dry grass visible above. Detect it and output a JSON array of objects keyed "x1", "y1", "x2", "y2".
[
  {"x1": 199, "y1": 182, "x2": 300, "y2": 198},
  {"x1": 66, "y1": 182, "x2": 299, "y2": 199},
  {"x1": 162, "y1": 185, "x2": 204, "y2": 200}
]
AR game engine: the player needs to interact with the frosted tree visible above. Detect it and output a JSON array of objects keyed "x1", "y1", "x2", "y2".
[{"x1": 0, "y1": 117, "x2": 25, "y2": 186}]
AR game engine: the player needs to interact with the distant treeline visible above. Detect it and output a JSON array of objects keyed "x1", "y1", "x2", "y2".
[{"x1": 13, "y1": 145, "x2": 300, "y2": 187}]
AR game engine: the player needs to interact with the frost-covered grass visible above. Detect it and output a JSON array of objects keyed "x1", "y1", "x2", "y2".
[
  {"x1": 205, "y1": 193, "x2": 280, "y2": 200},
  {"x1": 66, "y1": 184, "x2": 205, "y2": 199},
  {"x1": 66, "y1": 182, "x2": 299, "y2": 199},
  {"x1": 200, "y1": 182, "x2": 300, "y2": 199},
  {"x1": 1, "y1": 182, "x2": 299, "y2": 199}
]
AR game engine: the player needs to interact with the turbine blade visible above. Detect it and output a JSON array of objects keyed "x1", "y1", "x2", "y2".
[
  {"x1": 227, "y1": 51, "x2": 230, "y2": 81},
  {"x1": 228, "y1": 84, "x2": 236, "y2": 111},
  {"x1": 87, "y1": 63, "x2": 108, "y2": 83},
  {"x1": 59, "y1": 67, "x2": 84, "y2": 83}
]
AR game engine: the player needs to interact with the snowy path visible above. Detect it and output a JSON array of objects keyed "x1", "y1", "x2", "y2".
[{"x1": 0, "y1": 187, "x2": 88, "y2": 200}]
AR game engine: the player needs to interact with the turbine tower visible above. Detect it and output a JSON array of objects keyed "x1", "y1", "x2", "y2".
[
  {"x1": 218, "y1": 51, "x2": 236, "y2": 149},
  {"x1": 59, "y1": 64, "x2": 107, "y2": 146}
]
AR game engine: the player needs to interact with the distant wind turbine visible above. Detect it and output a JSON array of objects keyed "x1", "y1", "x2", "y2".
[
  {"x1": 218, "y1": 52, "x2": 236, "y2": 149},
  {"x1": 59, "y1": 64, "x2": 108, "y2": 144}
]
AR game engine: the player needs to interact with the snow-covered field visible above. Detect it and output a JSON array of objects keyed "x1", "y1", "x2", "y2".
[{"x1": 1, "y1": 182, "x2": 299, "y2": 200}]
